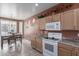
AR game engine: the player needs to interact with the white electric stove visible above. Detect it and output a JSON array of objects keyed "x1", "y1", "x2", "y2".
[{"x1": 42, "y1": 32, "x2": 62, "y2": 56}]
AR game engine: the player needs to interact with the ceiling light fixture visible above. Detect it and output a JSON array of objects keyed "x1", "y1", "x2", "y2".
[{"x1": 35, "y1": 3, "x2": 39, "y2": 6}]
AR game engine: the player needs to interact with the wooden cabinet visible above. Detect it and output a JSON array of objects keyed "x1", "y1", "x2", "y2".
[
  {"x1": 58, "y1": 48, "x2": 72, "y2": 56},
  {"x1": 35, "y1": 20, "x2": 40, "y2": 29},
  {"x1": 39, "y1": 18, "x2": 46, "y2": 30},
  {"x1": 46, "y1": 16, "x2": 53, "y2": 23},
  {"x1": 53, "y1": 13, "x2": 61, "y2": 22},
  {"x1": 58, "y1": 43, "x2": 76, "y2": 56},
  {"x1": 31, "y1": 37, "x2": 37, "y2": 49},
  {"x1": 74, "y1": 9, "x2": 79, "y2": 30},
  {"x1": 39, "y1": 16, "x2": 53, "y2": 30},
  {"x1": 38, "y1": 9, "x2": 79, "y2": 30},
  {"x1": 51, "y1": 9, "x2": 79, "y2": 30},
  {"x1": 31, "y1": 37, "x2": 42, "y2": 53},
  {"x1": 36, "y1": 37, "x2": 42, "y2": 52},
  {"x1": 74, "y1": 47, "x2": 79, "y2": 56},
  {"x1": 61, "y1": 10, "x2": 75, "y2": 30}
]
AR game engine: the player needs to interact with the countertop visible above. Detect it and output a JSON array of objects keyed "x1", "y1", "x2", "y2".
[
  {"x1": 59, "y1": 39, "x2": 79, "y2": 47},
  {"x1": 41, "y1": 36, "x2": 79, "y2": 47}
]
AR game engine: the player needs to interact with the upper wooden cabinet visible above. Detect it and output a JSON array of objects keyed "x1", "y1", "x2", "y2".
[
  {"x1": 35, "y1": 20, "x2": 40, "y2": 29},
  {"x1": 74, "y1": 9, "x2": 79, "y2": 30},
  {"x1": 61, "y1": 10, "x2": 75, "y2": 30},
  {"x1": 38, "y1": 9, "x2": 79, "y2": 30},
  {"x1": 39, "y1": 18, "x2": 46, "y2": 30},
  {"x1": 53, "y1": 13, "x2": 61, "y2": 22},
  {"x1": 46, "y1": 16, "x2": 53, "y2": 23},
  {"x1": 39, "y1": 16, "x2": 53, "y2": 30}
]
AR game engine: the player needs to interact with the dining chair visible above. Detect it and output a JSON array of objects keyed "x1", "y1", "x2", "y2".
[
  {"x1": 8, "y1": 35, "x2": 16, "y2": 48},
  {"x1": 1, "y1": 36, "x2": 10, "y2": 49},
  {"x1": 15, "y1": 34, "x2": 23, "y2": 47}
]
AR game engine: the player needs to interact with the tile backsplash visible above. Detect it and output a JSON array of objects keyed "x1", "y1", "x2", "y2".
[{"x1": 62, "y1": 31, "x2": 79, "y2": 40}]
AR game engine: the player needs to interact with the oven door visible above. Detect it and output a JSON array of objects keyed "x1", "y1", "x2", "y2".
[{"x1": 42, "y1": 39, "x2": 58, "y2": 56}]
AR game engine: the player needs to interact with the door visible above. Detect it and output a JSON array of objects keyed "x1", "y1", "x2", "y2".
[{"x1": 61, "y1": 10, "x2": 75, "y2": 30}]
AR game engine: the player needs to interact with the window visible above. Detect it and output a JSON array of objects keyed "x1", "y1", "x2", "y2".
[{"x1": 0, "y1": 19, "x2": 17, "y2": 36}]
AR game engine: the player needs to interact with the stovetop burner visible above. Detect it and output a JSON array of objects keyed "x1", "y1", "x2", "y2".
[{"x1": 43, "y1": 36, "x2": 59, "y2": 40}]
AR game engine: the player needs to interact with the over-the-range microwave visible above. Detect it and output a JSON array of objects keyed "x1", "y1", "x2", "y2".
[{"x1": 45, "y1": 22, "x2": 60, "y2": 30}]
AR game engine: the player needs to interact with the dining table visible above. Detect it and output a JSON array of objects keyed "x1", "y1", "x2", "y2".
[{"x1": 1, "y1": 33, "x2": 23, "y2": 49}]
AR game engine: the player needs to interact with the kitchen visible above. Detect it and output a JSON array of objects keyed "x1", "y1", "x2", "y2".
[
  {"x1": 0, "y1": 3, "x2": 79, "y2": 56},
  {"x1": 24, "y1": 3, "x2": 79, "y2": 56}
]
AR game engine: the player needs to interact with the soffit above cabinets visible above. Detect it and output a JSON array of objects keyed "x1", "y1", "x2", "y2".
[{"x1": 0, "y1": 3, "x2": 57, "y2": 20}]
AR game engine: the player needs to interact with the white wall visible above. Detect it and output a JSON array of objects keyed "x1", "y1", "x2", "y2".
[
  {"x1": 0, "y1": 3, "x2": 25, "y2": 20},
  {"x1": 19, "y1": 21, "x2": 23, "y2": 34}
]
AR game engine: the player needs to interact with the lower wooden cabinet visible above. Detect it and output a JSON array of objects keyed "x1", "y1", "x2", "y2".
[
  {"x1": 31, "y1": 38, "x2": 37, "y2": 49},
  {"x1": 58, "y1": 48, "x2": 72, "y2": 56},
  {"x1": 58, "y1": 43, "x2": 76, "y2": 56},
  {"x1": 35, "y1": 37, "x2": 42, "y2": 52},
  {"x1": 31, "y1": 37, "x2": 42, "y2": 53},
  {"x1": 75, "y1": 47, "x2": 79, "y2": 56}
]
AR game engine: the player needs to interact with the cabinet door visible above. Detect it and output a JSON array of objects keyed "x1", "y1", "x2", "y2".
[
  {"x1": 75, "y1": 9, "x2": 79, "y2": 30},
  {"x1": 39, "y1": 16, "x2": 53, "y2": 30},
  {"x1": 36, "y1": 37, "x2": 42, "y2": 52},
  {"x1": 61, "y1": 10, "x2": 75, "y2": 30},
  {"x1": 35, "y1": 20, "x2": 40, "y2": 29},
  {"x1": 39, "y1": 18, "x2": 46, "y2": 30},
  {"x1": 58, "y1": 48, "x2": 72, "y2": 56},
  {"x1": 31, "y1": 38, "x2": 36, "y2": 49},
  {"x1": 53, "y1": 13, "x2": 61, "y2": 22},
  {"x1": 39, "y1": 19, "x2": 44, "y2": 30},
  {"x1": 75, "y1": 47, "x2": 79, "y2": 56},
  {"x1": 58, "y1": 43, "x2": 75, "y2": 56},
  {"x1": 46, "y1": 16, "x2": 53, "y2": 23}
]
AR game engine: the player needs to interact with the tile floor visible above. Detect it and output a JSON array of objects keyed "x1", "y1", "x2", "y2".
[{"x1": 0, "y1": 39, "x2": 42, "y2": 56}]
